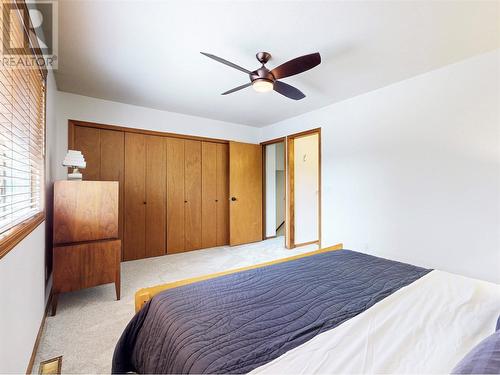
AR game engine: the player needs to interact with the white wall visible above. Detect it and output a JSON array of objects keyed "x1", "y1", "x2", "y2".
[
  {"x1": 275, "y1": 142, "x2": 285, "y2": 230},
  {"x1": 0, "y1": 224, "x2": 46, "y2": 373},
  {"x1": 294, "y1": 134, "x2": 320, "y2": 244},
  {"x1": 275, "y1": 171, "x2": 285, "y2": 229},
  {"x1": 265, "y1": 144, "x2": 277, "y2": 237},
  {"x1": 260, "y1": 49, "x2": 500, "y2": 283},
  {"x1": 54, "y1": 92, "x2": 261, "y2": 180},
  {"x1": 45, "y1": 67, "x2": 58, "y2": 283},
  {"x1": 275, "y1": 142, "x2": 285, "y2": 171},
  {"x1": 0, "y1": 68, "x2": 57, "y2": 373}
]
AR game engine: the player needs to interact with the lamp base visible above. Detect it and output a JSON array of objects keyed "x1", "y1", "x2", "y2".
[
  {"x1": 68, "y1": 172, "x2": 82, "y2": 180},
  {"x1": 67, "y1": 167, "x2": 82, "y2": 180}
]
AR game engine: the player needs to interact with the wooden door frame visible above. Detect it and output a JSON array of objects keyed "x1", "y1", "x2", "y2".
[
  {"x1": 68, "y1": 119, "x2": 230, "y2": 145},
  {"x1": 285, "y1": 128, "x2": 321, "y2": 249},
  {"x1": 261, "y1": 137, "x2": 286, "y2": 241}
]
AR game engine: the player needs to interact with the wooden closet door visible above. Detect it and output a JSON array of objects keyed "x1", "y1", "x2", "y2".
[
  {"x1": 201, "y1": 142, "x2": 217, "y2": 248},
  {"x1": 100, "y1": 129, "x2": 124, "y2": 244},
  {"x1": 229, "y1": 142, "x2": 262, "y2": 246},
  {"x1": 167, "y1": 138, "x2": 185, "y2": 253},
  {"x1": 145, "y1": 135, "x2": 166, "y2": 257},
  {"x1": 124, "y1": 133, "x2": 146, "y2": 260},
  {"x1": 185, "y1": 140, "x2": 202, "y2": 251},
  {"x1": 216, "y1": 143, "x2": 229, "y2": 246},
  {"x1": 74, "y1": 126, "x2": 100, "y2": 180}
]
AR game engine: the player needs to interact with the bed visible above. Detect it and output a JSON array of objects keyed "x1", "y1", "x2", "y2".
[{"x1": 112, "y1": 245, "x2": 500, "y2": 374}]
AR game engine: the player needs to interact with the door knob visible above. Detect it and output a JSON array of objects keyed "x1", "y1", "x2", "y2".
[{"x1": 231, "y1": 197, "x2": 237, "y2": 201}]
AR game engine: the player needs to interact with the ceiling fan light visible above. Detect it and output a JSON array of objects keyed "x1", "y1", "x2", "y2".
[{"x1": 252, "y1": 79, "x2": 273, "y2": 93}]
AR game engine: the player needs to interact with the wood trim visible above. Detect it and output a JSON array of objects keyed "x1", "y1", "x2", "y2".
[
  {"x1": 321, "y1": 243, "x2": 343, "y2": 252},
  {"x1": 286, "y1": 127, "x2": 321, "y2": 140},
  {"x1": 261, "y1": 146, "x2": 266, "y2": 239},
  {"x1": 260, "y1": 136, "x2": 286, "y2": 146},
  {"x1": 318, "y1": 129, "x2": 322, "y2": 248},
  {"x1": 294, "y1": 240, "x2": 320, "y2": 248},
  {"x1": 67, "y1": 119, "x2": 75, "y2": 149},
  {"x1": 285, "y1": 128, "x2": 321, "y2": 249},
  {"x1": 0, "y1": 212, "x2": 45, "y2": 260},
  {"x1": 285, "y1": 137, "x2": 295, "y2": 248},
  {"x1": 68, "y1": 120, "x2": 229, "y2": 145},
  {"x1": 26, "y1": 292, "x2": 52, "y2": 374},
  {"x1": 135, "y1": 242, "x2": 343, "y2": 312}
]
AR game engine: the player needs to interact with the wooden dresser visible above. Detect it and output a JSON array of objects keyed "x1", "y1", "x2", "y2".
[{"x1": 52, "y1": 180, "x2": 121, "y2": 315}]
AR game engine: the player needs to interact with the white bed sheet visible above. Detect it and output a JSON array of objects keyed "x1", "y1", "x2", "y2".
[{"x1": 251, "y1": 270, "x2": 500, "y2": 374}]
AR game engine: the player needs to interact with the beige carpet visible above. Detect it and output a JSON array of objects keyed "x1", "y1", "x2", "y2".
[{"x1": 33, "y1": 238, "x2": 318, "y2": 374}]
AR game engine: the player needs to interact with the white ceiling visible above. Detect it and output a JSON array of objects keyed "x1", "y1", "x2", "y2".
[{"x1": 55, "y1": 0, "x2": 499, "y2": 127}]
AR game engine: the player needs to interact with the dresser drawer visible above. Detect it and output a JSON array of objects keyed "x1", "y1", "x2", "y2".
[{"x1": 53, "y1": 239, "x2": 121, "y2": 293}]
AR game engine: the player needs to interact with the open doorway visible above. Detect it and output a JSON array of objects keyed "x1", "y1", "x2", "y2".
[
  {"x1": 263, "y1": 139, "x2": 286, "y2": 244},
  {"x1": 261, "y1": 129, "x2": 321, "y2": 249}
]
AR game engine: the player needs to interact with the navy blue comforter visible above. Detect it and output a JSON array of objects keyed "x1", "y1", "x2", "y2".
[{"x1": 112, "y1": 250, "x2": 430, "y2": 374}]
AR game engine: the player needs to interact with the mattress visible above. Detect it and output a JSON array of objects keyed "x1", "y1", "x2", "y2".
[
  {"x1": 251, "y1": 270, "x2": 500, "y2": 374},
  {"x1": 112, "y1": 249, "x2": 430, "y2": 374}
]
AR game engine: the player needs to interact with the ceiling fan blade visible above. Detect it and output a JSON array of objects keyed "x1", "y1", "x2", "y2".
[
  {"x1": 270, "y1": 52, "x2": 321, "y2": 80},
  {"x1": 201, "y1": 52, "x2": 252, "y2": 74},
  {"x1": 274, "y1": 81, "x2": 305, "y2": 100},
  {"x1": 221, "y1": 82, "x2": 252, "y2": 95}
]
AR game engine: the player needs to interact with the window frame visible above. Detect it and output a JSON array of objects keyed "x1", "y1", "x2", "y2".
[{"x1": 0, "y1": 0, "x2": 47, "y2": 260}]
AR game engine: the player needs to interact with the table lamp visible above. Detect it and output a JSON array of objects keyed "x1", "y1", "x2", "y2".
[{"x1": 62, "y1": 150, "x2": 86, "y2": 180}]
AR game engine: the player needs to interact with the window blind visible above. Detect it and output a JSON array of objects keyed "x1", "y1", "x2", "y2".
[{"x1": 0, "y1": 2, "x2": 46, "y2": 236}]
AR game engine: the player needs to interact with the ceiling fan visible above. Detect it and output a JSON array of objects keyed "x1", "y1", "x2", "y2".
[{"x1": 200, "y1": 51, "x2": 321, "y2": 100}]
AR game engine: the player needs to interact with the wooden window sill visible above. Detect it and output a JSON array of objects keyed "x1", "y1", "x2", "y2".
[{"x1": 0, "y1": 212, "x2": 45, "y2": 260}]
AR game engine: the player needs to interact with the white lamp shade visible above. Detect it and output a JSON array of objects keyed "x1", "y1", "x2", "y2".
[{"x1": 62, "y1": 150, "x2": 86, "y2": 168}]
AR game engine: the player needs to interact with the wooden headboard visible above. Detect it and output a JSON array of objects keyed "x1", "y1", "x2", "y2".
[{"x1": 134, "y1": 243, "x2": 343, "y2": 312}]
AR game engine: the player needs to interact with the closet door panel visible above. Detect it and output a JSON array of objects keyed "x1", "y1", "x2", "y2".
[
  {"x1": 229, "y1": 142, "x2": 262, "y2": 246},
  {"x1": 146, "y1": 135, "x2": 167, "y2": 257},
  {"x1": 100, "y1": 129, "x2": 124, "y2": 244},
  {"x1": 124, "y1": 133, "x2": 146, "y2": 260},
  {"x1": 201, "y1": 142, "x2": 217, "y2": 248},
  {"x1": 74, "y1": 126, "x2": 100, "y2": 180},
  {"x1": 167, "y1": 138, "x2": 185, "y2": 253},
  {"x1": 185, "y1": 140, "x2": 202, "y2": 251},
  {"x1": 216, "y1": 143, "x2": 229, "y2": 246}
]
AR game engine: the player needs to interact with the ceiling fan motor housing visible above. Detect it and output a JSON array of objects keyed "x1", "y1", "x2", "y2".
[
  {"x1": 256, "y1": 52, "x2": 271, "y2": 64},
  {"x1": 250, "y1": 66, "x2": 275, "y2": 84},
  {"x1": 252, "y1": 52, "x2": 274, "y2": 84}
]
